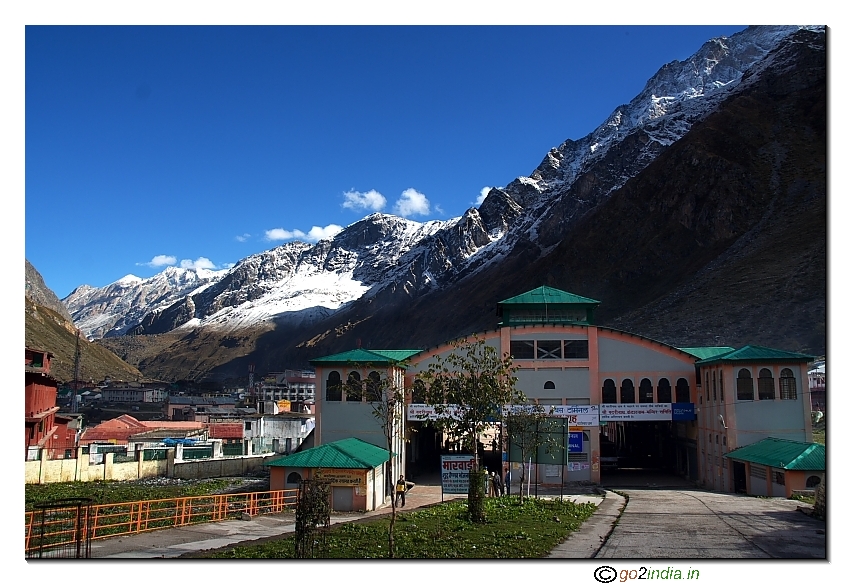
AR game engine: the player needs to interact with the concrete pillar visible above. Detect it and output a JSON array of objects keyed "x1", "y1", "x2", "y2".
[
  {"x1": 75, "y1": 447, "x2": 85, "y2": 481},
  {"x1": 213, "y1": 441, "x2": 223, "y2": 458},
  {"x1": 38, "y1": 448, "x2": 48, "y2": 485},
  {"x1": 104, "y1": 452, "x2": 114, "y2": 480},
  {"x1": 176, "y1": 443, "x2": 184, "y2": 461},
  {"x1": 167, "y1": 448, "x2": 176, "y2": 478}
]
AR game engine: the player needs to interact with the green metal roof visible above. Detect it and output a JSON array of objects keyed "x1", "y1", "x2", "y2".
[
  {"x1": 266, "y1": 437, "x2": 391, "y2": 469},
  {"x1": 696, "y1": 345, "x2": 814, "y2": 365},
  {"x1": 309, "y1": 348, "x2": 421, "y2": 366},
  {"x1": 723, "y1": 437, "x2": 824, "y2": 471},
  {"x1": 677, "y1": 347, "x2": 735, "y2": 359},
  {"x1": 498, "y1": 286, "x2": 600, "y2": 307}
]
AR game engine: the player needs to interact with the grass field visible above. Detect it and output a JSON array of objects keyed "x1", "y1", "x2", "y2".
[{"x1": 201, "y1": 496, "x2": 597, "y2": 559}]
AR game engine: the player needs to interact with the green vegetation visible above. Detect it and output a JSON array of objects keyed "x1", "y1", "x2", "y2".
[
  {"x1": 812, "y1": 428, "x2": 825, "y2": 445},
  {"x1": 791, "y1": 492, "x2": 816, "y2": 505},
  {"x1": 25, "y1": 478, "x2": 244, "y2": 511},
  {"x1": 205, "y1": 496, "x2": 597, "y2": 559}
]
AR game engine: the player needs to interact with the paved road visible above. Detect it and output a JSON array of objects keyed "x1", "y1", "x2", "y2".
[{"x1": 595, "y1": 488, "x2": 825, "y2": 559}]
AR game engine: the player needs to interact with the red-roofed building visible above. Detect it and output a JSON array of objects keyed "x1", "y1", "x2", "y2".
[{"x1": 79, "y1": 415, "x2": 206, "y2": 446}]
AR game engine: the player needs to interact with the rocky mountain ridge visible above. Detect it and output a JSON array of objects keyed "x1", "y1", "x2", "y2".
[{"x1": 59, "y1": 25, "x2": 824, "y2": 381}]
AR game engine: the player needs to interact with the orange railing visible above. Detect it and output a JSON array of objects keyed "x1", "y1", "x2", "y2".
[{"x1": 25, "y1": 489, "x2": 299, "y2": 556}]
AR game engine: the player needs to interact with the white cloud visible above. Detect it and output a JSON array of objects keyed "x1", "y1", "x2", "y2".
[
  {"x1": 265, "y1": 224, "x2": 343, "y2": 243},
  {"x1": 265, "y1": 228, "x2": 306, "y2": 241},
  {"x1": 305, "y1": 225, "x2": 343, "y2": 242},
  {"x1": 222, "y1": 262, "x2": 236, "y2": 269},
  {"x1": 477, "y1": 187, "x2": 492, "y2": 206},
  {"x1": 138, "y1": 255, "x2": 176, "y2": 268},
  {"x1": 180, "y1": 257, "x2": 217, "y2": 270},
  {"x1": 235, "y1": 233, "x2": 251, "y2": 242},
  {"x1": 342, "y1": 189, "x2": 386, "y2": 212},
  {"x1": 393, "y1": 188, "x2": 430, "y2": 218}
]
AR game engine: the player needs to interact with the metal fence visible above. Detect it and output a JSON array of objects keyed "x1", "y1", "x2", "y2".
[
  {"x1": 24, "y1": 489, "x2": 298, "y2": 556},
  {"x1": 26, "y1": 498, "x2": 93, "y2": 559}
]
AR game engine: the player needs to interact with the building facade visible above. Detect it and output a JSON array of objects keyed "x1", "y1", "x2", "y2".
[{"x1": 309, "y1": 287, "x2": 816, "y2": 496}]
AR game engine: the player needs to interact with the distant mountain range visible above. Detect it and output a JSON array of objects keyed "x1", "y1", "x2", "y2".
[{"x1": 52, "y1": 25, "x2": 824, "y2": 382}]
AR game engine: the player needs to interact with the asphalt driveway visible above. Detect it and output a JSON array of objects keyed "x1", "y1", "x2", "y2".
[{"x1": 595, "y1": 488, "x2": 825, "y2": 559}]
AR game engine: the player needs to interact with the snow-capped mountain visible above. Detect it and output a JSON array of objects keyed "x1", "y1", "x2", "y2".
[
  {"x1": 64, "y1": 265, "x2": 227, "y2": 338},
  {"x1": 65, "y1": 25, "x2": 824, "y2": 347}
]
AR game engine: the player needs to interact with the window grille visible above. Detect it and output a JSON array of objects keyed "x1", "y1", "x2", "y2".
[
  {"x1": 779, "y1": 369, "x2": 797, "y2": 400},
  {"x1": 737, "y1": 369, "x2": 754, "y2": 401},
  {"x1": 758, "y1": 369, "x2": 775, "y2": 400}
]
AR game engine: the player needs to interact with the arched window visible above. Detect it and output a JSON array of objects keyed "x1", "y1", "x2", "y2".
[
  {"x1": 780, "y1": 368, "x2": 797, "y2": 400},
  {"x1": 758, "y1": 368, "x2": 775, "y2": 400},
  {"x1": 657, "y1": 378, "x2": 672, "y2": 403},
  {"x1": 287, "y1": 472, "x2": 302, "y2": 484},
  {"x1": 675, "y1": 378, "x2": 690, "y2": 403},
  {"x1": 620, "y1": 379, "x2": 635, "y2": 404},
  {"x1": 639, "y1": 378, "x2": 653, "y2": 403},
  {"x1": 326, "y1": 371, "x2": 342, "y2": 401},
  {"x1": 737, "y1": 369, "x2": 754, "y2": 401},
  {"x1": 544, "y1": 381, "x2": 556, "y2": 390},
  {"x1": 412, "y1": 379, "x2": 426, "y2": 404},
  {"x1": 367, "y1": 371, "x2": 382, "y2": 402},
  {"x1": 602, "y1": 379, "x2": 617, "y2": 403},
  {"x1": 806, "y1": 475, "x2": 821, "y2": 488},
  {"x1": 346, "y1": 371, "x2": 362, "y2": 402}
]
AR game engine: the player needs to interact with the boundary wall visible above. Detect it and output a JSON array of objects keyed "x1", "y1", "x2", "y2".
[{"x1": 25, "y1": 447, "x2": 283, "y2": 484}]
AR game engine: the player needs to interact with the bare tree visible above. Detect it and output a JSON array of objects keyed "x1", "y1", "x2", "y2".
[
  {"x1": 503, "y1": 403, "x2": 563, "y2": 502},
  {"x1": 416, "y1": 336, "x2": 521, "y2": 523}
]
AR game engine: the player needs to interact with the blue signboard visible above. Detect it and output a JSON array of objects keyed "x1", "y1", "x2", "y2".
[
  {"x1": 568, "y1": 431, "x2": 583, "y2": 452},
  {"x1": 671, "y1": 403, "x2": 696, "y2": 421}
]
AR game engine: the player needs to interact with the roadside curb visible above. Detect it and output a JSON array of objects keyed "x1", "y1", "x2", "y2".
[{"x1": 545, "y1": 490, "x2": 626, "y2": 559}]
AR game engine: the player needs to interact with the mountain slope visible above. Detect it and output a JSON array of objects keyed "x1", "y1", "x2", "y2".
[
  {"x1": 87, "y1": 26, "x2": 825, "y2": 380},
  {"x1": 26, "y1": 297, "x2": 145, "y2": 383},
  {"x1": 26, "y1": 259, "x2": 73, "y2": 321}
]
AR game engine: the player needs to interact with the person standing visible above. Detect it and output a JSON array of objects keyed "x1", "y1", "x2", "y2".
[
  {"x1": 493, "y1": 471, "x2": 504, "y2": 496},
  {"x1": 395, "y1": 475, "x2": 413, "y2": 507},
  {"x1": 504, "y1": 467, "x2": 511, "y2": 496},
  {"x1": 488, "y1": 471, "x2": 497, "y2": 497}
]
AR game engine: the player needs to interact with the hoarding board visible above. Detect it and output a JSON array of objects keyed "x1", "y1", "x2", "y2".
[
  {"x1": 407, "y1": 404, "x2": 464, "y2": 421},
  {"x1": 319, "y1": 469, "x2": 366, "y2": 488},
  {"x1": 440, "y1": 455, "x2": 474, "y2": 494},
  {"x1": 600, "y1": 403, "x2": 673, "y2": 421},
  {"x1": 501, "y1": 404, "x2": 599, "y2": 426},
  {"x1": 671, "y1": 402, "x2": 696, "y2": 421}
]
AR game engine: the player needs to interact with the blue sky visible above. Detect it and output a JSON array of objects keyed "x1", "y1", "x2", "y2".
[{"x1": 24, "y1": 24, "x2": 754, "y2": 298}]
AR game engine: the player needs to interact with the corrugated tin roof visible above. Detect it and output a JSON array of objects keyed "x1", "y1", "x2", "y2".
[
  {"x1": 310, "y1": 348, "x2": 420, "y2": 366},
  {"x1": 696, "y1": 345, "x2": 814, "y2": 365},
  {"x1": 677, "y1": 347, "x2": 735, "y2": 359},
  {"x1": 498, "y1": 286, "x2": 600, "y2": 306},
  {"x1": 724, "y1": 437, "x2": 824, "y2": 471},
  {"x1": 266, "y1": 437, "x2": 390, "y2": 469}
]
